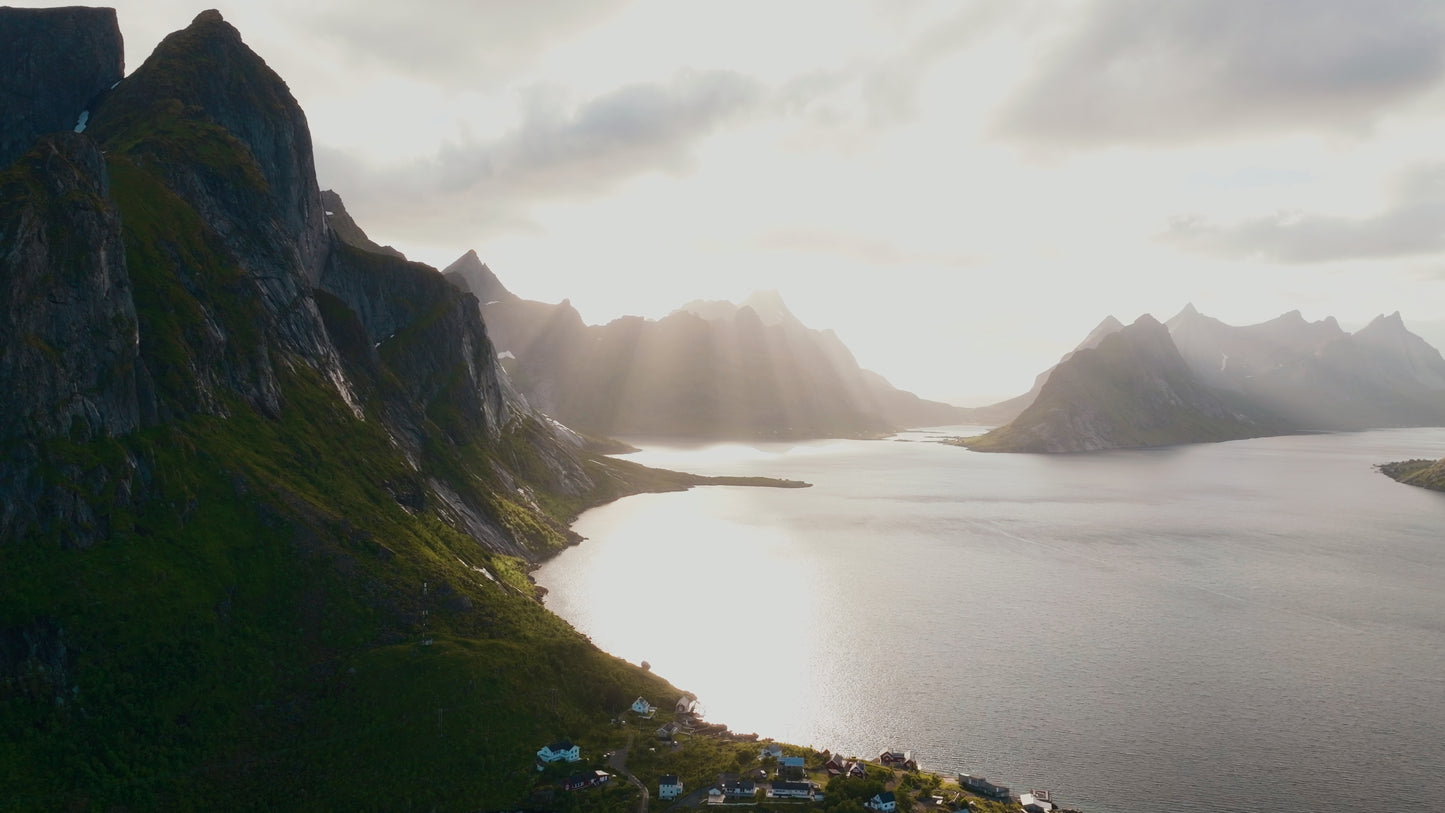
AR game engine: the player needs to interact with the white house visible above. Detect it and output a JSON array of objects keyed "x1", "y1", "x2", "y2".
[
  {"x1": 1021, "y1": 791, "x2": 1057, "y2": 813},
  {"x1": 631, "y1": 696, "x2": 655, "y2": 716},
  {"x1": 865, "y1": 790, "x2": 898, "y2": 812},
  {"x1": 537, "y1": 740, "x2": 581, "y2": 763},
  {"x1": 676, "y1": 695, "x2": 698, "y2": 714},
  {"x1": 760, "y1": 743, "x2": 784, "y2": 760},
  {"x1": 659, "y1": 774, "x2": 683, "y2": 800},
  {"x1": 768, "y1": 781, "x2": 814, "y2": 800}
]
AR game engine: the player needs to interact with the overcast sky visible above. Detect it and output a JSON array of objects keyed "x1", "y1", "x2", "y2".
[{"x1": 49, "y1": 0, "x2": 1445, "y2": 403}]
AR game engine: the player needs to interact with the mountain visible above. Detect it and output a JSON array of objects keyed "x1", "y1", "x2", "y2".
[
  {"x1": 966, "y1": 315, "x2": 1265, "y2": 452},
  {"x1": 968, "y1": 305, "x2": 1445, "y2": 454},
  {"x1": 1353, "y1": 311, "x2": 1445, "y2": 391},
  {"x1": 965, "y1": 314, "x2": 1126, "y2": 425},
  {"x1": 445, "y1": 252, "x2": 968, "y2": 438},
  {"x1": 0, "y1": 10, "x2": 774, "y2": 808},
  {"x1": 1166, "y1": 305, "x2": 1445, "y2": 429}
]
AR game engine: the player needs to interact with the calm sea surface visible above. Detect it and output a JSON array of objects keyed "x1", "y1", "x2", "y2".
[{"x1": 533, "y1": 428, "x2": 1445, "y2": 813}]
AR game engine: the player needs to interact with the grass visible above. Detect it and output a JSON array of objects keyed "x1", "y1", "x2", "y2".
[{"x1": 1379, "y1": 458, "x2": 1445, "y2": 491}]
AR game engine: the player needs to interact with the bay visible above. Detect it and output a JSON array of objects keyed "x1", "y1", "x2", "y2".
[{"x1": 534, "y1": 428, "x2": 1445, "y2": 813}]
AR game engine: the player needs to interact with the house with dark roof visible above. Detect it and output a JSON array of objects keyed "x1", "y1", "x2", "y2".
[
  {"x1": 659, "y1": 774, "x2": 683, "y2": 800},
  {"x1": 768, "y1": 780, "x2": 815, "y2": 800},
  {"x1": 879, "y1": 750, "x2": 917, "y2": 770},
  {"x1": 865, "y1": 790, "x2": 897, "y2": 812},
  {"x1": 778, "y1": 755, "x2": 806, "y2": 779},
  {"x1": 720, "y1": 779, "x2": 756, "y2": 799},
  {"x1": 960, "y1": 773, "x2": 1011, "y2": 799}
]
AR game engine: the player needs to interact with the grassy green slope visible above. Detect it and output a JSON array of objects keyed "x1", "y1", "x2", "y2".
[
  {"x1": 2, "y1": 90, "x2": 677, "y2": 813},
  {"x1": 1379, "y1": 458, "x2": 1445, "y2": 492},
  {"x1": 0, "y1": 361, "x2": 686, "y2": 810}
]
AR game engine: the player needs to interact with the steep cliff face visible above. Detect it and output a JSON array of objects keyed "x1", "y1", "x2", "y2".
[
  {"x1": 88, "y1": 10, "x2": 351, "y2": 419},
  {"x1": 0, "y1": 134, "x2": 146, "y2": 442},
  {"x1": 96, "y1": 10, "x2": 328, "y2": 281},
  {"x1": 0, "y1": 7, "x2": 123, "y2": 167},
  {"x1": 321, "y1": 239, "x2": 510, "y2": 442},
  {"x1": 968, "y1": 316, "x2": 1264, "y2": 452},
  {"x1": 0, "y1": 134, "x2": 154, "y2": 546}
]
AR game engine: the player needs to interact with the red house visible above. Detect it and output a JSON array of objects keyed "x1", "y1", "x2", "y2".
[
  {"x1": 562, "y1": 770, "x2": 611, "y2": 791},
  {"x1": 879, "y1": 750, "x2": 917, "y2": 770}
]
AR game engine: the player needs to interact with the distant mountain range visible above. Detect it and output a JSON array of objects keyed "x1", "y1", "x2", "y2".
[
  {"x1": 444, "y1": 251, "x2": 966, "y2": 439},
  {"x1": 968, "y1": 305, "x2": 1445, "y2": 452}
]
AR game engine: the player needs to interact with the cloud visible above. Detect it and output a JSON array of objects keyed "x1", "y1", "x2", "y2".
[
  {"x1": 304, "y1": 0, "x2": 631, "y2": 87},
  {"x1": 1163, "y1": 165, "x2": 1445, "y2": 263},
  {"x1": 996, "y1": 0, "x2": 1445, "y2": 147},
  {"x1": 779, "y1": 2, "x2": 1017, "y2": 130},
  {"x1": 316, "y1": 69, "x2": 765, "y2": 239}
]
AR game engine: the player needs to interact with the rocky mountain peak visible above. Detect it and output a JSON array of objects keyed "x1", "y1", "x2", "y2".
[
  {"x1": 1363, "y1": 311, "x2": 1406, "y2": 332},
  {"x1": 322, "y1": 189, "x2": 404, "y2": 258},
  {"x1": 741, "y1": 290, "x2": 799, "y2": 327},
  {"x1": 95, "y1": 6, "x2": 328, "y2": 283},
  {"x1": 442, "y1": 250, "x2": 515, "y2": 304}
]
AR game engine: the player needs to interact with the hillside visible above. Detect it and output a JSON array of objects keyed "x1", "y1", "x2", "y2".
[
  {"x1": 445, "y1": 252, "x2": 968, "y2": 439},
  {"x1": 0, "y1": 10, "x2": 791, "y2": 809},
  {"x1": 1379, "y1": 458, "x2": 1445, "y2": 492},
  {"x1": 965, "y1": 316, "x2": 1265, "y2": 453}
]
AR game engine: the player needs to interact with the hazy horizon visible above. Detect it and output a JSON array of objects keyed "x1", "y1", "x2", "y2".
[{"x1": 46, "y1": 0, "x2": 1445, "y2": 403}]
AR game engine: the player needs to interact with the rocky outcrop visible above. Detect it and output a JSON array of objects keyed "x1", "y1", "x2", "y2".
[
  {"x1": 321, "y1": 189, "x2": 404, "y2": 258},
  {"x1": 0, "y1": 7, "x2": 123, "y2": 168},
  {"x1": 0, "y1": 134, "x2": 155, "y2": 545},
  {"x1": 321, "y1": 238, "x2": 509, "y2": 442},
  {"x1": 968, "y1": 315, "x2": 1264, "y2": 452},
  {"x1": 0, "y1": 134, "x2": 147, "y2": 443}
]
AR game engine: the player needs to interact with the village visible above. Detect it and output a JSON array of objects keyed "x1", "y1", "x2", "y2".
[{"x1": 530, "y1": 695, "x2": 1086, "y2": 813}]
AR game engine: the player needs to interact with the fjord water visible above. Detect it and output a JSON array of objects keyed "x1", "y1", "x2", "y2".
[{"x1": 534, "y1": 429, "x2": 1445, "y2": 813}]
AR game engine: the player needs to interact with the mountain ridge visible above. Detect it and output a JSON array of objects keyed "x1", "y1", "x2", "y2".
[
  {"x1": 445, "y1": 252, "x2": 969, "y2": 438},
  {"x1": 968, "y1": 306, "x2": 1445, "y2": 453}
]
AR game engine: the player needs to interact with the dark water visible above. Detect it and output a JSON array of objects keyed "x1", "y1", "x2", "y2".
[{"x1": 534, "y1": 429, "x2": 1445, "y2": 813}]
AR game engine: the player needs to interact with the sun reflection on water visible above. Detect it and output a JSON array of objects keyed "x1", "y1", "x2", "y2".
[{"x1": 545, "y1": 489, "x2": 818, "y2": 736}]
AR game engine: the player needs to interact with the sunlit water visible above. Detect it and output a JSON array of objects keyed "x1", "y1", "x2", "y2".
[{"x1": 534, "y1": 428, "x2": 1445, "y2": 813}]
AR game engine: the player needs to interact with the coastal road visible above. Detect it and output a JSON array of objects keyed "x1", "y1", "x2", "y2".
[{"x1": 608, "y1": 731, "x2": 650, "y2": 813}]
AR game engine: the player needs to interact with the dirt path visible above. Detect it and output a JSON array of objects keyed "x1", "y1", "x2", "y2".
[{"x1": 607, "y1": 731, "x2": 650, "y2": 813}]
